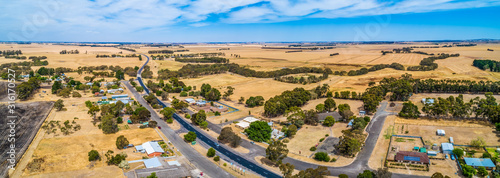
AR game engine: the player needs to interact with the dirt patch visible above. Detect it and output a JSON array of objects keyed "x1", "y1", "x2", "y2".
[{"x1": 0, "y1": 101, "x2": 53, "y2": 178}]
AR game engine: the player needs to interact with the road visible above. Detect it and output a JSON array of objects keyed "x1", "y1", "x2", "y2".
[
  {"x1": 133, "y1": 54, "x2": 281, "y2": 178},
  {"x1": 134, "y1": 54, "x2": 426, "y2": 178}
]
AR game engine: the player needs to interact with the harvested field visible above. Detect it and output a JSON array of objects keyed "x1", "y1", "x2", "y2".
[{"x1": 0, "y1": 102, "x2": 53, "y2": 178}]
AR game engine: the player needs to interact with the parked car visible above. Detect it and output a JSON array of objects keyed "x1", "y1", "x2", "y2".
[
  {"x1": 451, "y1": 154, "x2": 455, "y2": 160},
  {"x1": 158, "y1": 126, "x2": 162, "y2": 129},
  {"x1": 445, "y1": 155, "x2": 449, "y2": 159}
]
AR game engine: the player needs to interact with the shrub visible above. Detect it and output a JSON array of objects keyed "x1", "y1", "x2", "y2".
[
  {"x1": 88, "y1": 150, "x2": 100, "y2": 161},
  {"x1": 314, "y1": 152, "x2": 330, "y2": 162},
  {"x1": 185, "y1": 114, "x2": 191, "y2": 119},
  {"x1": 319, "y1": 138, "x2": 325, "y2": 142},
  {"x1": 207, "y1": 148, "x2": 216, "y2": 157},
  {"x1": 310, "y1": 147, "x2": 317, "y2": 151},
  {"x1": 184, "y1": 131, "x2": 197, "y2": 142},
  {"x1": 330, "y1": 157, "x2": 337, "y2": 162},
  {"x1": 339, "y1": 174, "x2": 348, "y2": 178},
  {"x1": 166, "y1": 118, "x2": 173, "y2": 123}
]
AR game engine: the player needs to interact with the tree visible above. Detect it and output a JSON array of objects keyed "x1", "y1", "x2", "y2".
[
  {"x1": 357, "y1": 170, "x2": 375, "y2": 178},
  {"x1": 431, "y1": 172, "x2": 444, "y2": 178},
  {"x1": 116, "y1": 135, "x2": 129, "y2": 149},
  {"x1": 477, "y1": 166, "x2": 488, "y2": 177},
  {"x1": 88, "y1": 150, "x2": 100, "y2": 161},
  {"x1": 54, "y1": 99, "x2": 65, "y2": 111},
  {"x1": 339, "y1": 174, "x2": 349, "y2": 178},
  {"x1": 266, "y1": 139, "x2": 288, "y2": 164},
  {"x1": 282, "y1": 125, "x2": 295, "y2": 138},
  {"x1": 213, "y1": 156, "x2": 220, "y2": 162},
  {"x1": 338, "y1": 104, "x2": 354, "y2": 120},
  {"x1": 316, "y1": 104, "x2": 325, "y2": 113},
  {"x1": 279, "y1": 163, "x2": 295, "y2": 178},
  {"x1": 205, "y1": 88, "x2": 221, "y2": 101},
  {"x1": 314, "y1": 152, "x2": 330, "y2": 162},
  {"x1": 218, "y1": 127, "x2": 241, "y2": 147},
  {"x1": 471, "y1": 137, "x2": 486, "y2": 148},
  {"x1": 374, "y1": 168, "x2": 392, "y2": 178},
  {"x1": 452, "y1": 148, "x2": 464, "y2": 158},
  {"x1": 101, "y1": 115, "x2": 118, "y2": 134},
  {"x1": 147, "y1": 172, "x2": 158, "y2": 178},
  {"x1": 161, "y1": 92, "x2": 169, "y2": 100},
  {"x1": 323, "y1": 116, "x2": 335, "y2": 127},
  {"x1": 160, "y1": 107, "x2": 176, "y2": 120},
  {"x1": 238, "y1": 97, "x2": 245, "y2": 104},
  {"x1": 135, "y1": 86, "x2": 144, "y2": 92},
  {"x1": 362, "y1": 93, "x2": 382, "y2": 113},
  {"x1": 462, "y1": 164, "x2": 476, "y2": 178},
  {"x1": 399, "y1": 101, "x2": 421, "y2": 118},
  {"x1": 191, "y1": 110, "x2": 207, "y2": 126},
  {"x1": 184, "y1": 131, "x2": 197, "y2": 142},
  {"x1": 324, "y1": 98, "x2": 337, "y2": 111},
  {"x1": 246, "y1": 96, "x2": 265, "y2": 107},
  {"x1": 207, "y1": 147, "x2": 216, "y2": 157},
  {"x1": 223, "y1": 86, "x2": 235, "y2": 100},
  {"x1": 293, "y1": 166, "x2": 330, "y2": 178},
  {"x1": 200, "y1": 83, "x2": 212, "y2": 97},
  {"x1": 115, "y1": 70, "x2": 124, "y2": 80},
  {"x1": 52, "y1": 81, "x2": 62, "y2": 94},
  {"x1": 245, "y1": 121, "x2": 272, "y2": 142}
]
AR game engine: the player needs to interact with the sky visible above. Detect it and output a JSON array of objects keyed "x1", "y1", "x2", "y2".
[{"x1": 1, "y1": 0, "x2": 500, "y2": 42}]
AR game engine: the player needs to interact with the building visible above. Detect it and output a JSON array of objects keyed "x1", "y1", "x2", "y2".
[
  {"x1": 184, "y1": 98, "x2": 196, "y2": 104},
  {"x1": 422, "y1": 98, "x2": 435, "y2": 104},
  {"x1": 271, "y1": 129, "x2": 285, "y2": 139},
  {"x1": 449, "y1": 137, "x2": 454, "y2": 143},
  {"x1": 427, "y1": 151, "x2": 438, "y2": 156},
  {"x1": 243, "y1": 117, "x2": 259, "y2": 123},
  {"x1": 317, "y1": 112, "x2": 342, "y2": 121},
  {"x1": 464, "y1": 158, "x2": 496, "y2": 169},
  {"x1": 112, "y1": 94, "x2": 129, "y2": 99},
  {"x1": 347, "y1": 119, "x2": 354, "y2": 127},
  {"x1": 394, "y1": 151, "x2": 430, "y2": 164},
  {"x1": 236, "y1": 122, "x2": 250, "y2": 129},
  {"x1": 107, "y1": 88, "x2": 124, "y2": 93},
  {"x1": 441, "y1": 143, "x2": 454, "y2": 154},
  {"x1": 436, "y1": 129, "x2": 445, "y2": 136},
  {"x1": 135, "y1": 142, "x2": 165, "y2": 157},
  {"x1": 359, "y1": 111, "x2": 366, "y2": 116}
]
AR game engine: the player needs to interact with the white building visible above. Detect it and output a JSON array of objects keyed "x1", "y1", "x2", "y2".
[
  {"x1": 243, "y1": 117, "x2": 259, "y2": 123},
  {"x1": 236, "y1": 122, "x2": 250, "y2": 129}
]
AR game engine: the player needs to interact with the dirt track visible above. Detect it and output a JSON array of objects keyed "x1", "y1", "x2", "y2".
[{"x1": 0, "y1": 101, "x2": 53, "y2": 178}]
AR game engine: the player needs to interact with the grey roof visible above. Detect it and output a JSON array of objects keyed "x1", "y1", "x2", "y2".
[
  {"x1": 317, "y1": 112, "x2": 342, "y2": 121},
  {"x1": 143, "y1": 157, "x2": 163, "y2": 168}
]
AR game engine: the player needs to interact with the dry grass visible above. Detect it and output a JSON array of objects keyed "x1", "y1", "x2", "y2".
[{"x1": 368, "y1": 115, "x2": 396, "y2": 169}]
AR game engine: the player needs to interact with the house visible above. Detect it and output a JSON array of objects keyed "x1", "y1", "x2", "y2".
[
  {"x1": 436, "y1": 129, "x2": 445, "y2": 136},
  {"x1": 107, "y1": 88, "x2": 124, "y2": 94},
  {"x1": 271, "y1": 129, "x2": 285, "y2": 139},
  {"x1": 136, "y1": 142, "x2": 164, "y2": 157},
  {"x1": 236, "y1": 122, "x2": 250, "y2": 129},
  {"x1": 464, "y1": 158, "x2": 496, "y2": 169},
  {"x1": 441, "y1": 143, "x2": 454, "y2": 154},
  {"x1": 394, "y1": 151, "x2": 430, "y2": 164},
  {"x1": 86, "y1": 82, "x2": 93, "y2": 86},
  {"x1": 184, "y1": 98, "x2": 196, "y2": 104},
  {"x1": 243, "y1": 117, "x2": 259, "y2": 123},
  {"x1": 422, "y1": 98, "x2": 435, "y2": 104},
  {"x1": 359, "y1": 111, "x2": 366, "y2": 116},
  {"x1": 195, "y1": 100, "x2": 207, "y2": 106},
  {"x1": 99, "y1": 89, "x2": 105, "y2": 93}
]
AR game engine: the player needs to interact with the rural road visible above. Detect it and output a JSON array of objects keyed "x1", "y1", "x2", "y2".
[{"x1": 133, "y1": 54, "x2": 426, "y2": 178}]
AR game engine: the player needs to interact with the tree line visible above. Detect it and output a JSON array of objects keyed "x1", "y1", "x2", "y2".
[
  {"x1": 276, "y1": 73, "x2": 329, "y2": 84},
  {"x1": 175, "y1": 57, "x2": 229, "y2": 63},
  {"x1": 117, "y1": 47, "x2": 136, "y2": 52},
  {"x1": 264, "y1": 88, "x2": 311, "y2": 117},
  {"x1": 345, "y1": 63, "x2": 405, "y2": 76},
  {"x1": 0, "y1": 50, "x2": 22, "y2": 55},
  {"x1": 60, "y1": 50, "x2": 79, "y2": 54},
  {"x1": 148, "y1": 50, "x2": 174, "y2": 54},
  {"x1": 96, "y1": 54, "x2": 139, "y2": 58},
  {"x1": 407, "y1": 53, "x2": 459, "y2": 71},
  {"x1": 473, "y1": 59, "x2": 500, "y2": 72}
]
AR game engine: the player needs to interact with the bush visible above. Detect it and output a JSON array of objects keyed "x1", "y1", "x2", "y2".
[
  {"x1": 223, "y1": 163, "x2": 227, "y2": 167},
  {"x1": 166, "y1": 118, "x2": 173, "y2": 123},
  {"x1": 310, "y1": 147, "x2": 317, "y2": 151},
  {"x1": 185, "y1": 114, "x2": 191, "y2": 119},
  {"x1": 314, "y1": 152, "x2": 330, "y2": 162},
  {"x1": 88, "y1": 150, "x2": 100, "y2": 161},
  {"x1": 330, "y1": 157, "x2": 337, "y2": 162},
  {"x1": 116, "y1": 135, "x2": 129, "y2": 149},
  {"x1": 319, "y1": 138, "x2": 325, "y2": 142},
  {"x1": 184, "y1": 131, "x2": 197, "y2": 142},
  {"x1": 207, "y1": 148, "x2": 216, "y2": 157},
  {"x1": 213, "y1": 156, "x2": 220, "y2": 162},
  {"x1": 117, "y1": 117, "x2": 123, "y2": 124},
  {"x1": 339, "y1": 174, "x2": 348, "y2": 178}
]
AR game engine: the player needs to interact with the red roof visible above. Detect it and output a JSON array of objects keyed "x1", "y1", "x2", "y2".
[{"x1": 394, "y1": 151, "x2": 430, "y2": 164}]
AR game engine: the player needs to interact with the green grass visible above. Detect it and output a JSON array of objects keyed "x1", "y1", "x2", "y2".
[
  {"x1": 395, "y1": 138, "x2": 406, "y2": 142},
  {"x1": 384, "y1": 125, "x2": 395, "y2": 139}
]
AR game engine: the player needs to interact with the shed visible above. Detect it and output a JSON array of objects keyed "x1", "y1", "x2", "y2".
[
  {"x1": 135, "y1": 145, "x2": 145, "y2": 153},
  {"x1": 184, "y1": 98, "x2": 196, "y2": 104},
  {"x1": 449, "y1": 137, "x2": 454, "y2": 143},
  {"x1": 127, "y1": 120, "x2": 133, "y2": 124},
  {"x1": 112, "y1": 94, "x2": 129, "y2": 99},
  {"x1": 436, "y1": 129, "x2": 445, "y2": 136},
  {"x1": 419, "y1": 147, "x2": 427, "y2": 153},
  {"x1": 441, "y1": 143, "x2": 454, "y2": 154},
  {"x1": 413, "y1": 146, "x2": 420, "y2": 151},
  {"x1": 427, "y1": 151, "x2": 438, "y2": 156},
  {"x1": 359, "y1": 111, "x2": 366, "y2": 116},
  {"x1": 464, "y1": 158, "x2": 496, "y2": 169},
  {"x1": 143, "y1": 157, "x2": 163, "y2": 168},
  {"x1": 236, "y1": 122, "x2": 250, "y2": 129}
]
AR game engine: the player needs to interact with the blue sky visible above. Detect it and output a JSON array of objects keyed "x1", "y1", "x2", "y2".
[{"x1": 1, "y1": 0, "x2": 500, "y2": 42}]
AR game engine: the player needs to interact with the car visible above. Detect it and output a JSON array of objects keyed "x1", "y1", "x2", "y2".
[
  {"x1": 158, "y1": 126, "x2": 162, "y2": 129},
  {"x1": 445, "y1": 155, "x2": 449, "y2": 159},
  {"x1": 216, "y1": 143, "x2": 220, "y2": 147},
  {"x1": 451, "y1": 154, "x2": 455, "y2": 160},
  {"x1": 250, "y1": 141, "x2": 255, "y2": 144}
]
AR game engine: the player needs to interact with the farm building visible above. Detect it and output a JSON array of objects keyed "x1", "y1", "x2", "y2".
[
  {"x1": 436, "y1": 129, "x2": 445, "y2": 136},
  {"x1": 243, "y1": 117, "x2": 259, "y2": 123},
  {"x1": 184, "y1": 98, "x2": 196, "y2": 104},
  {"x1": 441, "y1": 143, "x2": 454, "y2": 154},
  {"x1": 112, "y1": 94, "x2": 129, "y2": 99},
  {"x1": 464, "y1": 158, "x2": 496, "y2": 169},
  {"x1": 135, "y1": 141, "x2": 165, "y2": 157},
  {"x1": 427, "y1": 151, "x2": 438, "y2": 156},
  {"x1": 394, "y1": 151, "x2": 430, "y2": 164},
  {"x1": 236, "y1": 122, "x2": 250, "y2": 129}
]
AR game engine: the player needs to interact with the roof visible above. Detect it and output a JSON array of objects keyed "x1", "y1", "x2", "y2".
[
  {"x1": 317, "y1": 112, "x2": 342, "y2": 121},
  {"x1": 184, "y1": 98, "x2": 195, "y2": 103},
  {"x1": 464, "y1": 158, "x2": 496, "y2": 168},
  {"x1": 422, "y1": 98, "x2": 435, "y2": 104},
  {"x1": 427, "y1": 151, "x2": 438, "y2": 154},
  {"x1": 441, "y1": 143, "x2": 454, "y2": 151},
  {"x1": 135, "y1": 145, "x2": 145, "y2": 152},
  {"x1": 347, "y1": 119, "x2": 354, "y2": 126},
  {"x1": 243, "y1": 117, "x2": 259, "y2": 123},
  {"x1": 395, "y1": 151, "x2": 430, "y2": 164},
  {"x1": 112, "y1": 94, "x2": 129, "y2": 98},
  {"x1": 142, "y1": 142, "x2": 164, "y2": 155},
  {"x1": 236, "y1": 122, "x2": 250, "y2": 129},
  {"x1": 167, "y1": 161, "x2": 181, "y2": 166},
  {"x1": 143, "y1": 157, "x2": 163, "y2": 168},
  {"x1": 437, "y1": 129, "x2": 445, "y2": 134},
  {"x1": 419, "y1": 147, "x2": 427, "y2": 153}
]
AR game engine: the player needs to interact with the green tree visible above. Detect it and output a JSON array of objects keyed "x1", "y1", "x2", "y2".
[
  {"x1": 339, "y1": 174, "x2": 349, "y2": 178},
  {"x1": 213, "y1": 156, "x2": 220, "y2": 162},
  {"x1": 279, "y1": 163, "x2": 295, "y2": 178},
  {"x1": 316, "y1": 104, "x2": 326, "y2": 113},
  {"x1": 207, "y1": 147, "x2": 216, "y2": 157},
  {"x1": 471, "y1": 137, "x2": 486, "y2": 148},
  {"x1": 399, "y1": 101, "x2": 421, "y2": 118},
  {"x1": 200, "y1": 83, "x2": 212, "y2": 98},
  {"x1": 184, "y1": 131, "x2": 197, "y2": 142},
  {"x1": 324, "y1": 98, "x2": 337, "y2": 111},
  {"x1": 452, "y1": 148, "x2": 464, "y2": 158},
  {"x1": 431, "y1": 172, "x2": 444, "y2": 178},
  {"x1": 245, "y1": 121, "x2": 272, "y2": 142},
  {"x1": 287, "y1": 124, "x2": 298, "y2": 138},
  {"x1": 147, "y1": 172, "x2": 158, "y2": 178},
  {"x1": 477, "y1": 166, "x2": 488, "y2": 177},
  {"x1": 357, "y1": 170, "x2": 375, "y2": 178},
  {"x1": 54, "y1": 99, "x2": 65, "y2": 111},
  {"x1": 338, "y1": 104, "x2": 353, "y2": 120},
  {"x1": 115, "y1": 70, "x2": 124, "y2": 80},
  {"x1": 88, "y1": 150, "x2": 100, "y2": 161},
  {"x1": 205, "y1": 88, "x2": 221, "y2": 101},
  {"x1": 314, "y1": 152, "x2": 330, "y2": 162},
  {"x1": 462, "y1": 164, "x2": 476, "y2": 178},
  {"x1": 100, "y1": 115, "x2": 118, "y2": 134},
  {"x1": 116, "y1": 135, "x2": 129, "y2": 149},
  {"x1": 374, "y1": 168, "x2": 392, "y2": 178},
  {"x1": 191, "y1": 110, "x2": 207, "y2": 126},
  {"x1": 293, "y1": 166, "x2": 330, "y2": 178},
  {"x1": 52, "y1": 81, "x2": 63, "y2": 94},
  {"x1": 160, "y1": 107, "x2": 176, "y2": 120},
  {"x1": 323, "y1": 116, "x2": 335, "y2": 127},
  {"x1": 266, "y1": 140, "x2": 288, "y2": 164}
]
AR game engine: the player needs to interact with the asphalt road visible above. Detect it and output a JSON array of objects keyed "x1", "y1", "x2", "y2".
[{"x1": 134, "y1": 54, "x2": 426, "y2": 178}]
